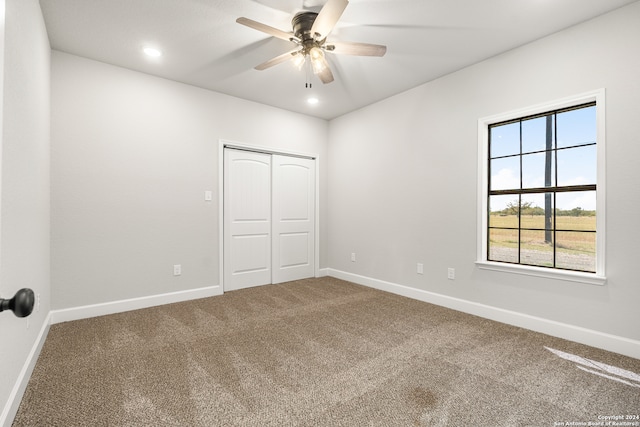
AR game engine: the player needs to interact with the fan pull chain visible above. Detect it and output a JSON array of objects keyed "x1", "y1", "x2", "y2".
[{"x1": 305, "y1": 57, "x2": 312, "y2": 88}]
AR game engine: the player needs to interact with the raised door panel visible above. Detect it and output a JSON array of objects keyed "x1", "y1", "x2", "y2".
[
  {"x1": 272, "y1": 155, "x2": 315, "y2": 284},
  {"x1": 224, "y1": 149, "x2": 272, "y2": 290}
]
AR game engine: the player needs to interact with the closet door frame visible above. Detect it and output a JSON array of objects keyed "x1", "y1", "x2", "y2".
[{"x1": 218, "y1": 139, "x2": 320, "y2": 292}]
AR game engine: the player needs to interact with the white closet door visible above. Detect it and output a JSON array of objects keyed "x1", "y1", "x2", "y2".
[
  {"x1": 223, "y1": 149, "x2": 272, "y2": 291},
  {"x1": 272, "y1": 155, "x2": 315, "y2": 284}
]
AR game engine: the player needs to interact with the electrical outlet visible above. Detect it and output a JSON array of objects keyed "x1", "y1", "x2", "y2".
[
  {"x1": 37, "y1": 293, "x2": 41, "y2": 312},
  {"x1": 417, "y1": 263, "x2": 424, "y2": 274},
  {"x1": 173, "y1": 264, "x2": 182, "y2": 276},
  {"x1": 351, "y1": 253, "x2": 356, "y2": 262},
  {"x1": 447, "y1": 268, "x2": 455, "y2": 280}
]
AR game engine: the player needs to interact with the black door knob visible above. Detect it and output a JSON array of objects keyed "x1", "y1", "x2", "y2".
[{"x1": 0, "y1": 288, "x2": 35, "y2": 318}]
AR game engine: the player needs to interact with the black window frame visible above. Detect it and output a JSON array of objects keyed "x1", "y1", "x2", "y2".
[{"x1": 487, "y1": 102, "x2": 597, "y2": 273}]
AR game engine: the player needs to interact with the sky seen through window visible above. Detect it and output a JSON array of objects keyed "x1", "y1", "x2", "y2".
[{"x1": 490, "y1": 106, "x2": 596, "y2": 211}]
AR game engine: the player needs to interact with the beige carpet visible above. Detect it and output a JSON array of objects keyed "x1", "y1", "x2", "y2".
[{"x1": 14, "y1": 277, "x2": 640, "y2": 426}]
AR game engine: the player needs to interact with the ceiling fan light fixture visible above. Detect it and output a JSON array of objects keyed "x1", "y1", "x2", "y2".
[
  {"x1": 309, "y1": 47, "x2": 326, "y2": 73},
  {"x1": 309, "y1": 46, "x2": 323, "y2": 61},
  {"x1": 236, "y1": 0, "x2": 386, "y2": 85},
  {"x1": 293, "y1": 53, "x2": 306, "y2": 69}
]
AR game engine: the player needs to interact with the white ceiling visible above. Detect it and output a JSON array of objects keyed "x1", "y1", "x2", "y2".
[{"x1": 39, "y1": 0, "x2": 637, "y2": 120}]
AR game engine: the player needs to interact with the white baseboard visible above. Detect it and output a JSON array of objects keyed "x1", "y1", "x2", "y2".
[
  {"x1": 50, "y1": 285, "x2": 223, "y2": 324},
  {"x1": 1, "y1": 313, "x2": 51, "y2": 427},
  {"x1": 317, "y1": 268, "x2": 329, "y2": 277},
  {"x1": 327, "y1": 269, "x2": 640, "y2": 360}
]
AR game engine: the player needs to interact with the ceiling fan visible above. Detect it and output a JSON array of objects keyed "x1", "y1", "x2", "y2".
[{"x1": 236, "y1": 0, "x2": 387, "y2": 84}]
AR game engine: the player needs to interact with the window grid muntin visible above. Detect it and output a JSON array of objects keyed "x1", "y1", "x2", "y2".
[
  {"x1": 491, "y1": 142, "x2": 596, "y2": 161},
  {"x1": 487, "y1": 102, "x2": 596, "y2": 273}
]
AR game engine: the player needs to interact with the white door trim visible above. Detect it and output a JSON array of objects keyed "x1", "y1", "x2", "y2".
[{"x1": 218, "y1": 139, "x2": 320, "y2": 292}]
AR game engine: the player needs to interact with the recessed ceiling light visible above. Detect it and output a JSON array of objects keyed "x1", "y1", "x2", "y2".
[
  {"x1": 307, "y1": 97, "x2": 319, "y2": 105},
  {"x1": 143, "y1": 47, "x2": 162, "y2": 58}
]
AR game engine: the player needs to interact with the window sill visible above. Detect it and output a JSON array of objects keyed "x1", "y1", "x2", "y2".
[{"x1": 475, "y1": 261, "x2": 607, "y2": 286}]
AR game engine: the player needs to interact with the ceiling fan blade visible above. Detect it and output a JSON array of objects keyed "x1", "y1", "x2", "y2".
[
  {"x1": 326, "y1": 41, "x2": 387, "y2": 56},
  {"x1": 310, "y1": 0, "x2": 349, "y2": 39},
  {"x1": 314, "y1": 56, "x2": 334, "y2": 84},
  {"x1": 255, "y1": 49, "x2": 301, "y2": 70},
  {"x1": 236, "y1": 17, "x2": 298, "y2": 43}
]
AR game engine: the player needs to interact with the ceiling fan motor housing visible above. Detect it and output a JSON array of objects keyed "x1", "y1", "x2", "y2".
[{"x1": 292, "y1": 12, "x2": 320, "y2": 43}]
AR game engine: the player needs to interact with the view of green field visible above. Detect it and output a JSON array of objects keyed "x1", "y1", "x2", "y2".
[{"x1": 488, "y1": 214, "x2": 596, "y2": 272}]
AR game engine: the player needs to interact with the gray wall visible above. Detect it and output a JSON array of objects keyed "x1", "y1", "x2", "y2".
[
  {"x1": 0, "y1": 0, "x2": 50, "y2": 422},
  {"x1": 51, "y1": 51, "x2": 329, "y2": 310},
  {"x1": 327, "y1": 2, "x2": 640, "y2": 341},
  {"x1": 3, "y1": 1, "x2": 640, "y2": 422}
]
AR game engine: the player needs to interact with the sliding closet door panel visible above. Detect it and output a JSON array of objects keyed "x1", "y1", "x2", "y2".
[
  {"x1": 224, "y1": 149, "x2": 272, "y2": 291},
  {"x1": 272, "y1": 155, "x2": 315, "y2": 284}
]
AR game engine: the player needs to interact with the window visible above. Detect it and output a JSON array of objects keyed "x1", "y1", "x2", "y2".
[{"x1": 477, "y1": 91, "x2": 606, "y2": 285}]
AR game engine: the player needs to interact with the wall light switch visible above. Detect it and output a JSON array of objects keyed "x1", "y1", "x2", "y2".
[
  {"x1": 204, "y1": 190, "x2": 213, "y2": 201},
  {"x1": 417, "y1": 263, "x2": 424, "y2": 274},
  {"x1": 351, "y1": 253, "x2": 356, "y2": 262}
]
